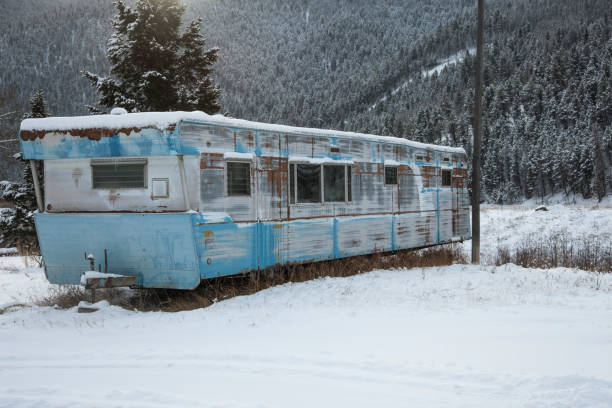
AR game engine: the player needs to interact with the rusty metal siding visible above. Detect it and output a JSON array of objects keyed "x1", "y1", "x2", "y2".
[{"x1": 180, "y1": 121, "x2": 472, "y2": 262}]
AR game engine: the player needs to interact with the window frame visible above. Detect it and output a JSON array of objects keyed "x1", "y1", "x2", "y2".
[
  {"x1": 225, "y1": 160, "x2": 252, "y2": 197},
  {"x1": 289, "y1": 161, "x2": 353, "y2": 205},
  {"x1": 90, "y1": 158, "x2": 147, "y2": 190},
  {"x1": 384, "y1": 165, "x2": 398, "y2": 186},
  {"x1": 289, "y1": 162, "x2": 322, "y2": 204},
  {"x1": 323, "y1": 164, "x2": 347, "y2": 203},
  {"x1": 414, "y1": 150, "x2": 431, "y2": 164},
  {"x1": 441, "y1": 169, "x2": 452, "y2": 188}
]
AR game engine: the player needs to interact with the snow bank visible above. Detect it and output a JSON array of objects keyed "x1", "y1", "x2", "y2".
[
  {"x1": 462, "y1": 202, "x2": 612, "y2": 263},
  {"x1": 0, "y1": 256, "x2": 51, "y2": 306},
  {"x1": 1, "y1": 205, "x2": 611, "y2": 407},
  {"x1": 0, "y1": 247, "x2": 18, "y2": 256},
  {"x1": 0, "y1": 263, "x2": 611, "y2": 407}
]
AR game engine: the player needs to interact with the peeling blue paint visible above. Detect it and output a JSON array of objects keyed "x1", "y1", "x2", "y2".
[
  {"x1": 35, "y1": 212, "x2": 200, "y2": 289},
  {"x1": 21, "y1": 127, "x2": 191, "y2": 159},
  {"x1": 254, "y1": 131, "x2": 262, "y2": 156}
]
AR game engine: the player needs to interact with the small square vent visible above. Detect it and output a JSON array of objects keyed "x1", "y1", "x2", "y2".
[{"x1": 151, "y1": 178, "x2": 169, "y2": 199}]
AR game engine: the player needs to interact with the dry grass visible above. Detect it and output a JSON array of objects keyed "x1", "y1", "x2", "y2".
[
  {"x1": 495, "y1": 233, "x2": 612, "y2": 272},
  {"x1": 36, "y1": 286, "x2": 133, "y2": 309},
  {"x1": 130, "y1": 244, "x2": 466, "y2": 312},
  {"x1": 35, "y1": 244, "x2": 466, "y2": 312}
]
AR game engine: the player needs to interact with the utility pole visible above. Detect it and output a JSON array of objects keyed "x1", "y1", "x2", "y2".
[{"x1": 472, "y1": 0, "x2": 484, "y2": 264}]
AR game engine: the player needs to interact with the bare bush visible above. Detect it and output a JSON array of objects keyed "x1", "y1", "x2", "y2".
[
  {"x1": 36, "y1": 285, "x2": 132, "y2": 309},
  {"x1": 495, "y1": 233, "x2": 611, "y2": 272}
]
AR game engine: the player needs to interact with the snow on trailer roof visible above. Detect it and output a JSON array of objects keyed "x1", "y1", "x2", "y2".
[{"x1": 20, "y1": 111, "x2": 466, "y2": 154}]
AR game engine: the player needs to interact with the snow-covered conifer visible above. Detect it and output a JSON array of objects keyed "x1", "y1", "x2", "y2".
[
  {"x1": 0, "y1": 90, "x2": 48, "y2": 253},
  {"x1": 82, "y1": 0, "x2": 220, "y2": 114}
]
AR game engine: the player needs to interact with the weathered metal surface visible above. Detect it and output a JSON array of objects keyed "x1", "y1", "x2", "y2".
[
  {"x1": 25, "y1": 114, "x2": 470, "y2": 289},
  {"x1": 43, "y1": 156, "x2": 199, "y2": 212},
  {"x1": 19, "y1": 125, "x2": 201, "y2": 160},
  {"x1": 34, "y1": 213, "x2": 200, "y2": 289},
  {"x1": 84, "y1": 275, "x2": 137, "y2": 289}
]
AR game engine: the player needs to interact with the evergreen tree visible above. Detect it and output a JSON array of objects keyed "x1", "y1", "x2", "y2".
[
  {"x1": 0, "y1": 90, "x2": 49, "y2": 253},
  {"x1": 82, "y1": 0, "x2": 220, "y2": 114},
  {"x1": 23, "y1": 89, "x2": 51, "y2": 119}
]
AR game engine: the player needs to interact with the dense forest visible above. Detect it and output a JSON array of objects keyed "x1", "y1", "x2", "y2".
[{"x1": 0, "y1": 0, "x2": 610, "y2": 202}]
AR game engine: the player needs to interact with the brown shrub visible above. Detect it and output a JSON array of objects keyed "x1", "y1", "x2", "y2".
[
  {"x1": 36, "y1": 285, "x2": 132, "y2": 309},
  {"x1": 495, "y1": 233, "x2": 611, "y2": 272}
]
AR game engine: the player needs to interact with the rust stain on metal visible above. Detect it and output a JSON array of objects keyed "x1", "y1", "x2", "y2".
[
  {"x1": 200, "y1": 153, "x2": 224, "y2": 169},
  {"x1": 311, "y1": 137, "x2": 315, "y2": 157},
  {"x1": 425, "y1": 149, "x2": 434, "y2": 162},
  {"x1": 203, "y1": 230, "x2": 213, "y2": 238},
  {"x1": 21, "y1": 125, "x2": 176, "y2": 141},
  {"x1": 452, "y1": 168, "x2": 468, "y2": 189},
  {"x1": 420, "y1": 166, "x2": 437, "y2": 188},
  {"x1": 84, "y1": 275, "x2": 137, "y2": 289}
]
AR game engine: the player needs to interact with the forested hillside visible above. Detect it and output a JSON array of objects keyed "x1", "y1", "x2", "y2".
[{"x1": 1, "y1": 0, "x2": 610, "y2": 202}]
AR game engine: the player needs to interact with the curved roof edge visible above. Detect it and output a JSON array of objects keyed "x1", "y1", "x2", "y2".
[{"x1": 20, "y1": 111, "x2": 466, "y2": 155}]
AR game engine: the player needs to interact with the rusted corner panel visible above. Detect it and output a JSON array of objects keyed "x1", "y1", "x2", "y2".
[{"x1": 84, "y1": 275, "x2": 138, "y2": 289}]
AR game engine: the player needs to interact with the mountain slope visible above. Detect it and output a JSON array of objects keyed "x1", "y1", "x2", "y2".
[{"x1": 0, "y1": 0, "x2": 610, "y2": 202}]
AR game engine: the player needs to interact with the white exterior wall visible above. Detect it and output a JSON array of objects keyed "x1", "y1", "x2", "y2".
[{"x1": 44, "y1": 156, "x2": 199, "y2": 212}]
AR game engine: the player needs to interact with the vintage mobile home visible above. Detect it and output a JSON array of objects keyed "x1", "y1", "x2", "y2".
[{"x1": 19, "y1": 111, "x2": 471, "y2": 289}]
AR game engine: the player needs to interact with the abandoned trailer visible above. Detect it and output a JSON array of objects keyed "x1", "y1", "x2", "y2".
[{"x1": 19, "y1": 111, "x2": 471, "y2": 289}]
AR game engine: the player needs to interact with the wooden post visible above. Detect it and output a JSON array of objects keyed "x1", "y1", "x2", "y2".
[{"x1": 472, "y1": 0, "x2": 484, "y2": 264}]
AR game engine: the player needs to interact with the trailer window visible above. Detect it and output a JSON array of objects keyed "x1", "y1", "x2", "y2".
[
  {"x1": 385, "y1": 166, "x2": 397, "y2": 185},
  {"x1": 324, "y1": 165, "x2": 345, "y2": 202},
  {"x1": 227, "y1": 161, "x2": 251, "y2": 196},
  {"x1": 296, "y1": 164, "x2": 321, "y2": 203},
  {"x1": 92, "y1": 159, "x2": 146, "y2": 189},
  {"x1": 441, "y1": 169, "x2": 452, "y2": 187}
]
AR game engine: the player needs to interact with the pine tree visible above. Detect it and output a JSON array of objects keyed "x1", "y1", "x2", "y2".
[
  {"x1": 0, "y1": 90, "x2": 49, "y2": 253},
  {"x1": 23, "y1": 89, "x2": 51, "y2": 119},
  {"x1": 82, "y1": 0, "x2": 220, "y2": 114}
]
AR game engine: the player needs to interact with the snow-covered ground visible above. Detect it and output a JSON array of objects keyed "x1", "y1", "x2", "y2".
[
  {"x1": 0, "y1": 203, "x2": 611, "y2": 407},
  {"x1": 463, "y1": 198, "x2": 612, "y2": 263}
]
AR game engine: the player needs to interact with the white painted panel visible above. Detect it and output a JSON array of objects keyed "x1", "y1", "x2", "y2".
[{"x1": 44, "y1": 156, "x2": 194, "y2": 212}]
